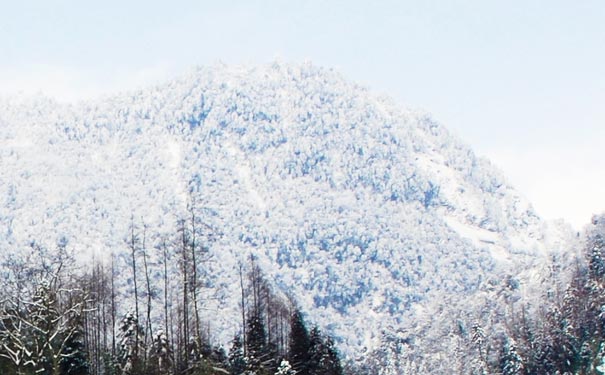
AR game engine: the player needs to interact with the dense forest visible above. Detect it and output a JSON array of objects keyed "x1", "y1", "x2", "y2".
[
  {"x1": 3, "y1": 213, "x2": 605, "y2": 375},
  {"x1": 487, "y1": 215, "x2": 605, "y2": 375},
  {"x1": 2, "y1": 62, "x2": 579, "y2": 373},
  {"x1": 2, "y1": 212, "x2": 605, "y2": 374},
  {"x1": 0, "y1": 207, "x2": 343, "y2": 375},
  {"x1": 344, "y1": 216, "x2": 605, "y2": 374}
]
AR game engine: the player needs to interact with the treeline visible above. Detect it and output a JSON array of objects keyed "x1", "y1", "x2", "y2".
[
  {"x1": 342, "y1": 216, "x2": 605, "y2": 374},
  {"x1": 0, "y1": 208, "x2": 343, "y2": 375},
  {"x1": 483, "y1": 215, "x2": 605, "y2": 374}
]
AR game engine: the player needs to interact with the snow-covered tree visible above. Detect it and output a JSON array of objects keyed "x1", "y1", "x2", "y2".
[
  {"x1": 117, "y1": 312, "x2": 144, "y2": 375},
  {"x1": 467, "y1": 323, "x2": 488, "y2": 375},
  {"x1": 274, "y1": 359, "x2": 295, "y2": 375},
  {"x1": 500, "y1": 337, "x2": 523, "y2": 375},
  {"x1": 149, "y1": 328, "x2": 172, "y2": 375},
  {"x1": 308, "y1": 326, "x2": 342, "y2": 375},
  {"x1": 288, "y1": 310, "x2": 310, "y2": 375},
  {"x1": 589, "y1": 230, "x2": 605, "y2": 280},
  {"x1": 229, "y1": 335, "x2": 247, "y2": 375},
  {"x1": 0, "y1": 278, "x2": 90, "y2": 375},
  {"x1": 246, "y1": 312, "x2": 270, "y2": 374},
  {"x1": 59, "y1": 323, "x2": 90, "y2": 375}
]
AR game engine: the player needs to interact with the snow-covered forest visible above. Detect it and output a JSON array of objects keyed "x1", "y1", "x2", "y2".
[
  {"x1": 2, "y1": 211, "x2": 605, "y2": 374},
  {"x1": 0, "y1": 63, "x2": 598, "y2": 374},
  {"x1": 0, "y1": 213, "x2": 343, "y2": 375}
]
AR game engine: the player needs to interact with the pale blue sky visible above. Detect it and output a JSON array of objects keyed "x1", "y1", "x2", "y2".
[{"x1": 1, "y1": 1, "x2": 604, "y2": 228}]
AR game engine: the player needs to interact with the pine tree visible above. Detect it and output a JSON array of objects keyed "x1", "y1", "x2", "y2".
[
  {"x1": 149, "y1": 328, "x2": 172, "y2": 375},
  {"x1": 288, "y1": 310, "x2": 311, "y2": 375},
  {"x1": 117, "y1": 312, "x2": 144, "y2": 375},
  {"x1": 500, "y1": 337, "x2": 523, "y2": 375},
  {"x1": 246, "y1": 312, "x2": 271, "y2": 374},
  {"x1": 102, "y1": 352, "x2": 120, "y2": 375},
  {"x1": 59, "y1": 326, "x2": 90, "y2": 375},
  {"x1": 308, "y1": 326, "x2": 342, "y2": 375},
  {"x1": 471, "y1": 323, "x2": 486, "y2": 358},
  {"x1": 228, "y1": 335, "x2": 247, "y2": 375},
  {"x1": 589, "y1": 233, "x2": 605, "y2": 280},
  {"x1": 319, "y1": 335, "x2": 342, "y2": 375},
  {"x1": 308, "y1": 326, "x2": 323, "y2": 375},
  {"x1": 470, "y1": 322, "x2": 488, "y2": 373},
  {"x1": 209, "y1": 345, "x2": 227, "y2": 367}
]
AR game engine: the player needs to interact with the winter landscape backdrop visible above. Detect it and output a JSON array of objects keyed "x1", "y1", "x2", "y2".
[
  {"x1": 1, "y1": 62, "x2": 603, "y2": 374},
  {"x1": 1, "y1": 2, "x2": 604, "y2": 374}
]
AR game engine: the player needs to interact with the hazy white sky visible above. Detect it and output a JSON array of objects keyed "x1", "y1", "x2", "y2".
[{"x1": 1, "y1": 0, "x2": 603, "y2": 229}]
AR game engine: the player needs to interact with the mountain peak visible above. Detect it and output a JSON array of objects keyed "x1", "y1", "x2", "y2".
[{"x1": 0, "y1": 63, "x2": 575, "y2": 366}]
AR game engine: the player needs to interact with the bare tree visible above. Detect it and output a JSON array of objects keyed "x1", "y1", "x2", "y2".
[
  {"x1": 141, "y1": 223, "x2": 154, "y2": 367},
  {"x1": 128, "y1": 215, "x2": 141, "y2": 365},
  {"x1": 0, "y1": 267, "x2": 92, "y2": 375}
]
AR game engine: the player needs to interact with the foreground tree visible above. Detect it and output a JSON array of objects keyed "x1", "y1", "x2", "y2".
[
  {"x1": 149, "y1": 328, "x2": 173, "y2": 375},
  {"x1": 288, "y1": 310, "x2": 311, "y2": 375},
  {"x1": 0, "y1": 278, "x2": 91, "y2": 375},
  {"x1": 246, "y1": 311, "x2": 271, "y2": 374},
  {"x1": 228, "y1": 335, "x2": 246, "y2": 375},
  {"x1": 60, "y1": 323, "x2": 90, "y2": 375},
  {"x1": 116, "y1": 312, "x2": 144, "y2": 375},
  {"x1": 308, "y1": 327, "x2": 342, "y2": 375}
]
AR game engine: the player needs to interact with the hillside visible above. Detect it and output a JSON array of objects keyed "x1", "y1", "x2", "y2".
[{"x1": 0, "y1": 63, "x2": 577, "y2": 371}]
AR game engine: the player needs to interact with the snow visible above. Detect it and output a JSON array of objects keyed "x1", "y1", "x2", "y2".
[
  {"x1": 0, "y1": 62, "x2": 578, "y2": 370},
  {"x1": 442, "y1": 216, "x2": 511, "y2": 263}
]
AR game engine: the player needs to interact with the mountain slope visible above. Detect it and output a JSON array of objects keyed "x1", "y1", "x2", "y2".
[{"x1": 0, "y1": 63, "x2": 576, "y2": 368}]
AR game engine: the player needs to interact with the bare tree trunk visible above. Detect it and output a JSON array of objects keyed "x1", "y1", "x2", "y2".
[
  {"x1": 163, "y1": 239, "x2": 170, "y2": 335},
  {"x1": 129, "y1": 215, "x2": 140, "y2": 362},
  {"x1": 170, "y1": 292, "x2": 180, "y2": 374},
  {"x1": 162, "y1": 238, "x2": 178, "y2": 374},
  {"x1": 95, "y1": 262, "x2": 102, "y2": 375},
  {"x1": 141, "y1": 224, "x2": 153, "y2": 368},
  {"x1": 111, "y1": 251, "x2": 117, "y2": 356},
  {"x1": 180, "y1": 219, "x2": 190, "y2": 370},
  {"x1": 100, "y1": 261, "x2": 108, "y2": 371},
  {"x1": 170, "y1": 293, "x2": 177, "y2": 375},
  {"x1": 189, "y1": 200, "x2": 203, "y2": 351},
  {"x1": 239, "y1": 262, "x2": 247, "y2": 356}
]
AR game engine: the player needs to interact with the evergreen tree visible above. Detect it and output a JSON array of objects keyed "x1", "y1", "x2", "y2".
[
  {"x1": 102, "y1": 352, "x2": 120, "y2": 375},
  {"x1": 149, "y1": 328, "x2": 172, "y2": 375},
  {"x1": 117, "y1": 312, "x2": 144, "y2": 375},
  {"x1": 228, "y1": 335, "x2": 246, "y2": 375},
  {"x1": 308, "y1": 326, "x2": 342, "y2": 375},
  {"x1": 60, "y1": 325, "x2": 90, "y2": 375},
  {"x1": 246, "y1": 312, "x2": 271, "y2": 374},
  {"x1": 471, "y1": 323, "x2": 486, "y2": 359},
  {"x1": 319, "y1": 335, "x2": 342, "y2": 375},
  {"x1": 274, "y1": 359, "x2": 296, "y2": 375},
  {"x1": 288, "y1": 310, "x2": 311, "y2": 375},
  {"x1": 500, "y1": 337, "x2": 523, "y2": 375},
  {"x1": 470, "y1": 322, "x2": 488, "y2": 373},
  {"x1": 589, "y1": 233, "x2": 605, "y2": 280},
  {"x1": 308, "y1": 326, "x2": 323, "y2": 375}
]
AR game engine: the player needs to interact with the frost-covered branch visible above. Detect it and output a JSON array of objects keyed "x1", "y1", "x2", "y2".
[{"x1": 0, "y1": 279, "x2": 91, "y2": 374}]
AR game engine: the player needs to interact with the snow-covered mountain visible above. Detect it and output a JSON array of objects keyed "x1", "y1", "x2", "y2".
[{"x1": 0, "y1": 62, "x2": 576, "y2": 368}]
